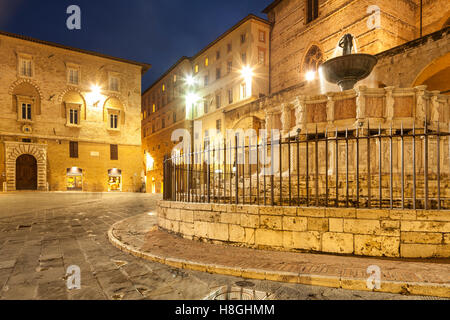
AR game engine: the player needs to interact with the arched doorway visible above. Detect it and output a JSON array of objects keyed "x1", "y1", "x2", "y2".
[
  {"x1": 16, "y1": 154, "x2": 37, "y2": 190},
  {"x1": 413, "y1": 53, "x2": 450, "y2": 94}
]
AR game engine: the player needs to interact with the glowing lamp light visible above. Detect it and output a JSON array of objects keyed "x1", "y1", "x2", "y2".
[
  {"x1": 305, "y1": 71, "x2": 316, "y2": 82},
  {"x1": 241, "y1": 66, "x2": 254, "y2": 81},
  {"x1": 88, "y1": 84, "x2": 103, "y2": 106},
  {"x1": 185, "y1": 75, "x2": 196, "y2": 86}
]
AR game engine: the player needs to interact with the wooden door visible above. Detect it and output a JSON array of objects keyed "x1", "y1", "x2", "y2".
[{"x1": 16, "y1": 154, "x2": 37, "y2": 190}]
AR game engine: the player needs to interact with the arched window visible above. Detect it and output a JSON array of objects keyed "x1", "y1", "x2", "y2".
[{"x1": 303, "y1": 45, "x2": 324, "y2": 73}]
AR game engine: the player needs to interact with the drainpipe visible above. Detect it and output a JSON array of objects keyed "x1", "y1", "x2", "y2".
[{"x1": 420, "y1": 0, "x2": 423, "y2": 37}]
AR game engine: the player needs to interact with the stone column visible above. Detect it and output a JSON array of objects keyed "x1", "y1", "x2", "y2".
[
  {"x1": 384, "y1": 86, "x2": 395, "y2": 121},
  {"x1": 280, "y1": 103, "x2": 291, "y2": 136}
]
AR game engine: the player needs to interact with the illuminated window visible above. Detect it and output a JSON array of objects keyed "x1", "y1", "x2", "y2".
[
  {"x1": 194, "y1": 64, "x2": 199, "y2": 73},
  {"x1": 303, "y1": 45, "x2": 324, "y2": 73},
  {"x1": 205, "y1": 57, "x2": 209, "y2": 67},
  {"x1": 162, "y1": 84, "x2": 166, "y2": 92},
  {"x1": 152, "y1": 104, "x2": 156, "y2": 112},
  {"x1": 241, "y1": 83, "x2": 247, "y2": 99},
  {"x1": 173, "y1": 74, "x2": 177, "y2": 82},
  {"x1": 306, "y1": 0, "x2": 319, "y2": 23}
]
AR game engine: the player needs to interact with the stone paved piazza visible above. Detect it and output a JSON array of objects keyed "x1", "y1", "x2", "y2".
[{"x1": 0, "y1": 192, "x2": 445, "y2": 300}]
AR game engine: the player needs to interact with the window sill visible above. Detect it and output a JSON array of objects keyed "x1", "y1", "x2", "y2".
[
  {"x1": 66, "y1": 123, "x2": 81, "y2": 128},
  {"x1": 18, "y1": 119, "x2": 33, "y2": 124},
  {"x1": 107, "y1": 128, "x2": 121, "y2": 132}
]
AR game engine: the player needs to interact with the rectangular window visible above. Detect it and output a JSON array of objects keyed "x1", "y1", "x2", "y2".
[
  {"x1": 216, "y1": 50, "x2": 221, "y2": 60},
  {"x1": 173, "y1": 112, "x2": 176, "y2": 123},
  {"x1": 194, "y1": 64, "x2": 199, "y2": 73},
  {"x1": 109, "y1": 76, "x2": 119, "y2": 92},
  {"x1": 110, "y1": 144, "x2": 118, "y2": 160},
  {"x1": 21, "y1": 103, "x2": 32, "y2": 121},
  {"x1": 240, "y1": 33, "x2": 246, "y2": 44},
  {"x1": 227, "y1": 61, "x2": 233, "y2": 74},
  {"x1": 228, "y1": 89, "x2": 233, "y2": 104},
  {"x1": 227, "y1": 43, "x2": 232, "y2": 53},
  {"x1": 216, "y1": 119, "x2": 222, "y2": 131},
  {"x1": 259, "y1": 30, "x2": 266, "y2": 42},
  {"x1": 216, "y1": 94, "x2": 221, "y2": 109},
  {"x1": 204, "y1": 75, "x2": 209, "y2": 87},
  {"x1": 110, "y1": 114, "x2": 119, "y2": 129},
  {"x1": 173, "y1": 74, "x2": 177, "y2": 83},
  {"x1": 205, "y1": 57, "x2": 209, "y2": 67},
  {"x1": 204, "y1": 100, "x2": 208, "y2": 114},
  {"x1": 20, "y1": 59, "x2": 32, "y2": 77},
  {"x1": 69, "y1": 141, "x2": 78, "y2": 158},
  {"x1": 241, "y1": 83, "x2": 247, "y2": 99},
  {"x1": 307, "y1": 0, "x2": 319, "y2": 23},
  {"x1": 241, "y1": 53, "x2": 247, "y2": 65},
  {"x1": 258, "y1": 48, "x2": 266, "y2": 65},
  {"x1": 216, "y1": 68, "x2": 221, "y2": 80},
  {"x1": 68, "y1": 68, "x2": 79, "y2": 85},
  {"x1": 162, "y1": 118, "x2": 166, "y2": 128},
  {"x1": 152, "y1": 104, "x2": 156, "y2": 113},
  {"x1": 69, "y1": 109, "x2": 79, "y2": 125}
]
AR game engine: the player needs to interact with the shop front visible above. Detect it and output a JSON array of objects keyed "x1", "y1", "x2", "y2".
[
  {"x1": 108, "y1": 168, "x2": 122, "y2": 192},
  {"x1": 67, "y1": 167, "x2": 83, "y2": 191}
]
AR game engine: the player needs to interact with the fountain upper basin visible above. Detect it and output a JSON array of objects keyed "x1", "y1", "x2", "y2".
[{"x1": 320, "y1": 54, "x2": 378, "y2": 91}]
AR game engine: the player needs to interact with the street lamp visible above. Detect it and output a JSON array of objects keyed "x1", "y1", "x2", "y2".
[
  {"x1": 240, "y1": 66, "x2": 254, "y2": 99},
  {"x1": 305, "y1": 70, "x2": 316, "y2": 82}
]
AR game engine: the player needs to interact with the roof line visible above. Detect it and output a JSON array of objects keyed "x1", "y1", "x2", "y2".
[
  {"x1": 0, "y1": 30, "x2": 151, "y2": 74},
  {"x1": 262, "y1": 0, "x2": 283, "y2": 14},
  {"x1": 143, "y1": 56, "x2": 191, "y2": 94},
  {"x1": 143, "y1": 14, "x2": 269, "y2": 94}
]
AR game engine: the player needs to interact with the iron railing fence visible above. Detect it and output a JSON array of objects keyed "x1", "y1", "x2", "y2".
[{"x1": 163, "y1": 123, "x2": 450, "y2": 210}]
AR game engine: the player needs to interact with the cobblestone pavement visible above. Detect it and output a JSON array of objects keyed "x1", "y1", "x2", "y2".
[{"x1": 0, "y1": 193, "x2": 443, "y2": 300}]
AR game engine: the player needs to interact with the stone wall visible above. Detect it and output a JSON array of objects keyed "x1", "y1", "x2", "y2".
[{"x1": 158, "y1": 201, "x2": 450, "y2": 258}]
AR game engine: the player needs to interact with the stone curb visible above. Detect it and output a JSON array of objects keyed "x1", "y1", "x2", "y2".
[{"x1": 107, "y1": 218, "x2": 450, "y2": 299}]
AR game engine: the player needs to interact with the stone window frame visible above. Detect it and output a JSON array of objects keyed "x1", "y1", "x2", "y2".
[
  {"x1": 107, "y1": 108, "x2": 121, "y2": 131},
  {"x1": 258, "y1": 47, "x2": 266, "y2": 65},
  {"x1": 16, "y1": 95, "x2": 35, "y2": 123},
  {"x1": 65, "y1": 102, "x2": 82, "y2": 127},
  {"x1": 17, "y1": 53, "x2": 34, "y2": 78},
  {"x1": 240, "y1": 82, "x2": 247, "y2": 100},
  {"x1": 108, "y1": 72, "x2": 121, "y2": 92},
  {"x1": 66, "y1": 63, "x2": 81, "y2": 86},
  {"x1": 302, "y1": 44, "x2": 324, "y2": 75},
  {"x1": 305, "y1": 0, "x2": 319, "y2": 25},
  {"x1": 258, "y1": 30, "x2": 266, "y2": 43}
]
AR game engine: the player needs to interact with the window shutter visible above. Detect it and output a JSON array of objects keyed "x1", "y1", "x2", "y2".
[
  {"x1": 110, "y1": 144, "x2": 118, "y2": 160},
  {"x1": 70, "y1": 141, "x2": 78, "y2": 158}
]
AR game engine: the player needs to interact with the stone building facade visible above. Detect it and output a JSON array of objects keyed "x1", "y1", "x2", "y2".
[
  {"x1": 0, "y1": 31, "x2": 150, "y2": 192},
  {"x1": 142, "y1": 15, "x2": 270, "y2": 193}
]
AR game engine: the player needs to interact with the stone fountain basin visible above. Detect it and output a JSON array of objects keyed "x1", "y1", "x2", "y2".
[{"x1": 320, "y1": 54, "x2": 378, "y2": 90}]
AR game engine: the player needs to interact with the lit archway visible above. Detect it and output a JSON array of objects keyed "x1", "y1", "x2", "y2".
[{"x1": 413, "y1": 53, "x2": 450, "y2": 94}]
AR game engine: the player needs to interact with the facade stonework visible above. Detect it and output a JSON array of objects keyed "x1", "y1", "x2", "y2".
[
  {"x1": 0, "y1": 31, "x2": 150, "y2": 192},
  {"x1": 142, "y1": 15, "x2": 270, "y2": 193},
  {"x1": 158, "y1": 201, "x2": 450, "y2": 259}
]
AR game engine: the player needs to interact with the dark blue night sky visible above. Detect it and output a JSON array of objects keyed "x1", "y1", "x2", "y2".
[{"x1": 0, "y1": 0, "x2": 272, "y2": 89}]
